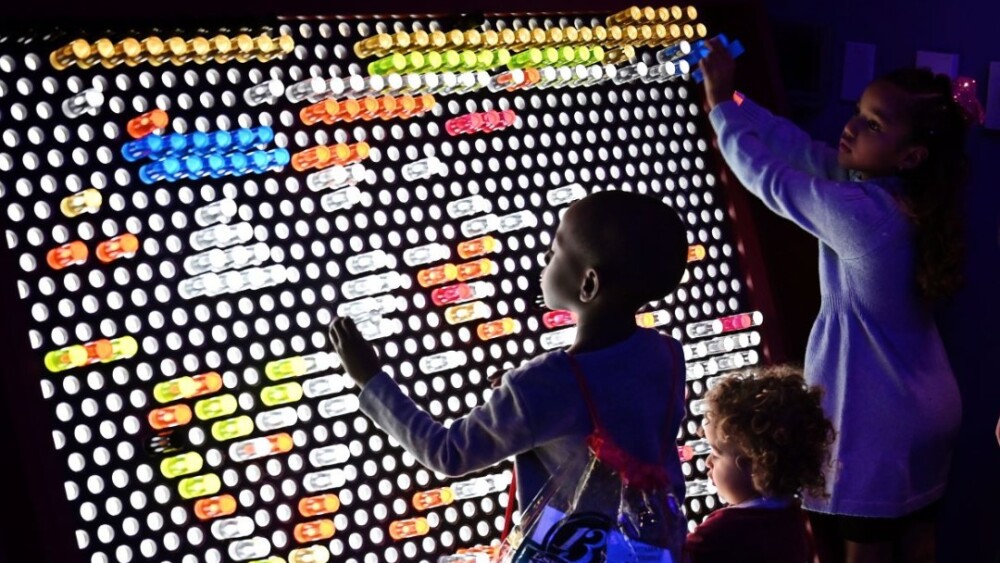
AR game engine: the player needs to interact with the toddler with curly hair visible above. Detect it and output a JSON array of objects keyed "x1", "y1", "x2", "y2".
[{"x1": 685, "y1": 366, "x2": 835, "y2": 563}]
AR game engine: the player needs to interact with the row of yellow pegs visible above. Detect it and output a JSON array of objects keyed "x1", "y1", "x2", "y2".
[
  {"x1": 50, "y1": 34, "x2": 294, "y2": 71},
  {"x1": 607, "y1": 5, "x2": 699, "y2": 27},
  {"x1": 300, "y1": 93, "x2": 436, "y2": 126},
  {"x1": 353, "y1": 17, "x2": 703, "y2": 58}
]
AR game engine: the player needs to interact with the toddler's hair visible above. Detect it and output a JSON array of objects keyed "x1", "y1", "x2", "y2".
[
  {"x1": 705, "y1": 365, "x2": 835, "y2": 498},
  {"x1": 568, "y1": 190, "x2": 687, "y2": 308}
]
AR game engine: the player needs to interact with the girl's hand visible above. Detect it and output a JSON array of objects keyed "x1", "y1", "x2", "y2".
[
  {"x1": 328, "y1": 317, "x2": 382, "y2": 387},
  {"x1": 699, "y1": 37, "x2": 736, "y2": 110}
]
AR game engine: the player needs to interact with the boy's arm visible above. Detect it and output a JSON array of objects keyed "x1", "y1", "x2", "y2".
[
  {"x1": 733, "y1": 95, "x2": 848, "y2": 181},
  {"x1": 357, "y1": 367, "x2": 540, "y2": 477},
  {"x1": 708, "y1": 100, "x2": 896, "y2": 258}
]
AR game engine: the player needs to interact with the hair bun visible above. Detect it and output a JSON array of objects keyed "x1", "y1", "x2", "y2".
[{"x1": 952, "y1": 76, "x2": 986, "y2": 126}]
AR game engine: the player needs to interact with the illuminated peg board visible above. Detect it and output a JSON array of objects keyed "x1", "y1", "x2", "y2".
[{"x1": 0, "y1": 10, "x2": 765, "y2": 563}]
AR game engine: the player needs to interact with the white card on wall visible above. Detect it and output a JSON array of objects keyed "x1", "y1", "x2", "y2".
[
  {"x1": 986, "y1": 62, "x2": 1000, "y2": 130},
  {"x1": 915, "y1": 51, "x2": 959, "y2": 78}
]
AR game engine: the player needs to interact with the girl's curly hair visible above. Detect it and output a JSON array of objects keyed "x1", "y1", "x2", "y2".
[{"x1": 705, "y1": 365, "x2": 835, "y2": 498}]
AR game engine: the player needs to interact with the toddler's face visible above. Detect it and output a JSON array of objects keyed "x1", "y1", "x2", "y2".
[
  {"x1": 703, "y1": 416, "x2": 757, "y2": 505},
  {"x1": 837, "y1": 81, "x2": 923, "y2": 178}
]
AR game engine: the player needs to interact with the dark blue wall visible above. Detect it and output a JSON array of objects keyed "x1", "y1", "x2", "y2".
[{"x1": 761, "y1": 0, "x2": 1000, "y2": 560}]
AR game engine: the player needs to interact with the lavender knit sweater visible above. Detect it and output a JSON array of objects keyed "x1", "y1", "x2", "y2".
[{"x1": 709, "y1": 98, "x2": 962, "y2": 517}]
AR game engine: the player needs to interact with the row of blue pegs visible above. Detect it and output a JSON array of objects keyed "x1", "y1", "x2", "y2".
[
  {"x1": 655, "y1": 34, "x2": 745, "y2": 83},
  {"x1": 138, "y1": 148, "x2": 291, "y2": 184},
  {"x1": 122, "y1": 126, "x2": 276, "y2": 162}
]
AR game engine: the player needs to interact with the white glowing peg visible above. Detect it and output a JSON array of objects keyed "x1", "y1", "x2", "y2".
[
  {"x1": 421, "y1": 72, "x2": 443, "y2": 94},
  {"x1": 327, "y1": 76, "x2": 348, "y2": 99},
  {"x1": 189, "y1": 222, "x2": 254, "y2": 251},
  {"x1": 303, "y1": 374, "x2": 347, "y2": 398},
  {"x1": 612, "y1": 61, "x2": 649, "y2": 84},
  {"x1": 686, "y1": 478, "x2": 718, "y2": 498},
  {"x1": 178, "y1": 272, "x2": 223, "y2": 300},
  {"x1": 211, "y1": 516, "x2": 255, "y2": 540},
  {"x1": 546, "y1": 183, "x2": 587, "y2": 206},
  {"x1": 194, "y1": 198, "x2": 238, "y2": 227},
  {"x1": 308, "y1": 444, "x2": 350, "y2": 467},
  {"x1": 528, "y1": 67, "x2": 559, "y2": 90},
  {"x1": 320, "y1": 185, "x2": 362, "y2": 212},
  {"x1": 303, "y1": 468, "x2": 347, "y2": 492},
  {"x1": 460, "y1": 214, "x2": 500, "y2": 237},
  {"x1": 306, "y1": 163, "x2": 366, "y2": 191},
  {"x1": 62, "y1": 88, "x2": 104, "y2": 118},
  {"x1": 255, "y1": 407, "x2": 298, "y2": 431},
  {"x1": 317, "y1": 395, "x2": 360, "y2": 419},
  {"x1": 340, "y1": 271, "x2": 403, "y2": 300},
  {"x1": 228, "y1": 436, "x2": 283, "y2": 462},
  {"x1": 451, "y1": 473, "x2": 510, "y2": 500},
  {"x1": 228, "y1": 537, "x2": 271, "y2": 562},
  {"x1": 419, "y1": 350, "x2": 468, "y2": 374},
  {"x1": 401, "y1": 156, "x2": 447, "y2": 182},
  {"x1": 336, "y1": 295, "x2": 397, "y2": 321},
  {"x1": 346, "y1": 249, "x2": 391, "y2": 275},
  {"x1": 446, "y1": 195, "x2": 492, "y2": 218},
  {"x1": 183, "y1": 243, "x2": 270, "y2": 276},
  {"x1": 356, "y1": 317, "x2": 399, "y2": 340},
  {"x1": 243, "y1": 79, "x2": 284, "y2": 107},
  {"x1": 403, "y1": 242, "x2": 451, "y2": 267},
  {"x1": 285, "y1": 76, "x2": 329, "y2": 103},
  {"x1": 301, "y1": 351, "x2": 341, "y2": 375},
  {"x1": 487, "y1": 69, "x2": 524, "y2": 92},
  {"x1": 219, "y1": 265, "x2": 286, "y2": 294},
  {"x1": 497, "y1": 210, "x2": 538, "y2": 233},
  {"x1": 540, "y1": 327, "x2": 577, "y2": 350}
]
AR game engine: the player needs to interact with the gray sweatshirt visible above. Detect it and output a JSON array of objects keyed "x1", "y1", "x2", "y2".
[
  {"x1": 357, "y1": 328, "x2": 687, "y2": 509},
  {"x1": 709, "y1": 97, "x2": 962, "y2": 517}
]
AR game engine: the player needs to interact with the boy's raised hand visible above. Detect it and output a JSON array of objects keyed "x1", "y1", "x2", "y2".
[
  {"x1": 699, "y1": 37, "x2": 736, "y2": 110},
  {"x1": 328, "y1": 317, "x2": 382, "y2": 387}
]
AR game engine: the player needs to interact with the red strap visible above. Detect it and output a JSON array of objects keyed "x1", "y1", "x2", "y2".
[
  {"x1": 501, "y1": 471, "x2": 517, "y2": 542},
  {"x1": 567, "y1": 337, "x2": 679, "y2": 463}
]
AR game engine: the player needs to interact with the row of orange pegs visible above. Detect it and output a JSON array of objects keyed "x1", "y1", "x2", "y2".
[
  {"x1": 354, "y1": 19, "x2": 703, "y2": 59},
  {"x1": 47, "y1": 234, "x2": 139, "y2": 270},
  {"x1": 50, "y1": 34, "x2": 294, "y2": 71},
  {"x1": 300, "y1": 93, "x2": 436, "y2": 126},
  {"x1": 291, "y1": 141, "x2": 371, "y2": 172}
]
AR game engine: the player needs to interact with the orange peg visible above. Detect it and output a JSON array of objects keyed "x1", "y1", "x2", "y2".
[
  {"x1": 148, "y1": 404, "x2": 193, "y2": 430},
  {"x1": 95, "y1": 233, "x2": 139, "y2": 263},
  {"x1": 477, "y1": 318, "x2": 518, "y2": 340},
  {"x1": 375, "y1": 95, "x2": 397, "y2": 119},
  {"x1": 46, "y1": 241, "x2": 88, "y2": 270},
  {"x1": 390, "y1": 95, "x2": 417, "y2": 119},
  {"x1": 294, "y1": 519, "x2": 336, "y2": 543},
  {"x1": 300, "y1": 99, "x2": 338, "y2": 126},
  {"x1": 357, "y1": 96, "x2": 380, "y2": 120},
  {"x1": 333, "y1": 98, "x2": 362, "y2": 122},
  {"x1": 194, "y1": 494, "x2": 237, "y2": 520},
  {"x1": 345, "y1": 141, "x2": 370, "y2": 164},
  {"x1": 412, "y1": 487, "x2": 454, "y2": 510},
  {"x1": 417, "y1": 263, "x2": 458, "y2": 288},
  {"x1": 83, "y1": 339, "x2": 114, "y2": 364},
  {"x1": 189, "y1": 371, "x2": 223, "y2": 397},
  {"x1": 456, "y1": 258, "x2": 496, "y2": 281},
  {"x1": 291, "y1": 146, "x2": 332, "y2": 172},
  {"x1": 687, "y1": 245, "x2": 706, "y2": 262},
  {"x1": 299, "y1": 494, "x2": 341, "y2": 517},
  {"x1": 457, "y1": 236, "x2": 498, "y2": 259},
  {"x1": 126, "y1": 109, "x2": 169, "y2": 138},
  {"x1": 388, "y1": 517, "x2": 430, "y2": 540}
]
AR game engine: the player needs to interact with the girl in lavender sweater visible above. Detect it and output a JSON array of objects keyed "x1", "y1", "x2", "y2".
[{"x1": 700, "y1": 39, "x2": 970, "y2": 563}]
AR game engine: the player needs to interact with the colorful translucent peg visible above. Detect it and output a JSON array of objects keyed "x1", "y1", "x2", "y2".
[
  {"x1": 412, "y1": 487, "x2": 454, "y2": 510},
  {"x1": 178, "y1": 473, "x2": 221, "y2": 499},
  {"x1": 456, "y1": 236, "x2": 498, "y2": 259},
  {"x1": 160, "y1": 451, "x2": 203, "y2": 478},
  {"x1": 456, "y1": 258, "x2": 497, "y2": 281},
  {"x1": 542, "y1": 310, "x2": 577, "y2": 329},
  {"x1": 96, "y1": 233, "x2": 139, "y2": 263},
  {"x1": 44, "y1": 344, "x2": 87, "y2": 372},
  {"x1": 60, "y1": 188, "x2": 102, "y2": 217},
  {"x1": 46, "y1": 240, "x2": 88, "y2": 270},
  {"x1": 299, "y1": 494, "x2": 341, "y2": 517},
  {"x1": 148, "y1": 404, "x2": 193, "y2": 430},
  {"x1": 291, "y1": 146, "x2": 332, "y2": 172},
  {"x1": 294, "y1": 520, "x2": 335, "y2": 543},
  {"x1": 127, "y1": 109, "x2": 169, "y2": 138},
  {"x1": 417, "y1": 263, "x2": 458, "y2": 288},
  {"x1": 194, "y1": 494, "x2": 238, "y2": 520},
  {"x1": 477, "y1": 318, "x2": 519, "y2": 340},
  {"x1": 388, "y1": 517, "x2": 430, "y2": 540}
]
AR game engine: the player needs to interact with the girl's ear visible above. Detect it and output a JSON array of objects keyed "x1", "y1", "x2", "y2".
[
  {"x1": 579, "y1": 268, "x2": 600, "y2": 303},
  {"x1": 734, "y1": 455, "x2": 753, "y2": 474},
  {"x1": 898, "y1": 145, "x2": 929, "y2": 171}
]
